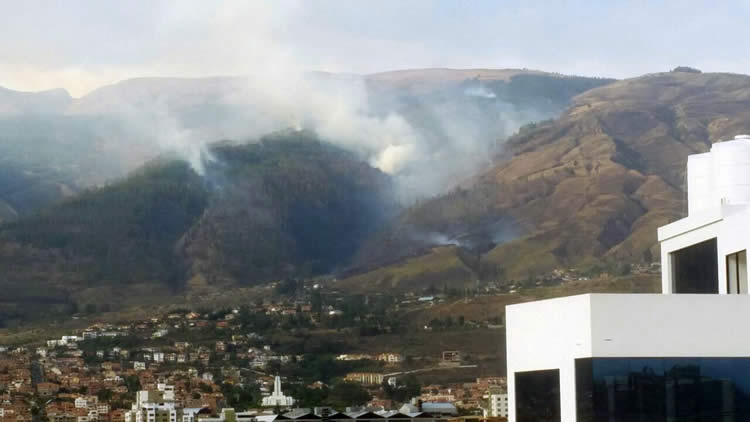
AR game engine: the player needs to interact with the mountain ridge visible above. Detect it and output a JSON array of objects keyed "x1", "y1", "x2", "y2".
[
  {"x1": 0, "y1": 68, "x2": 613, "y2": 103},
  {"x1": 0, "y1": 68, "x2": 614, "y2": 219},
  {"x1": 0, "y1": 131, "x2": 397, "y2": 325},
  {"x1": 344, "y1": 71, "x2": 750, "y2": 290},
  {"x1": 0, "y1": 68, "x2": 672, "y2": 325}
]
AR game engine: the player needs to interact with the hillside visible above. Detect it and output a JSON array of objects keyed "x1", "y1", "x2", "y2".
[
  {"x1": 348, "y1": 71, "x2": 750, "y2": 288},
  {"x1": 0, "y1": 160, "x2": 209, "y2": 324},
  {"x1": 0, "y1": 131, "x2": 395, "y2": 325},
  {"x1": 0, "y1": 162, "x2": 76, "y2": 223},
  {"x1": 181, "y1": 131, "x2": 396, "y2": 287},
  {"x1": 0, "y1": 68, "x2": 619, "y2": 326},
  {"x1": 0, "y1": 69, "x2": 614, "y2": 217},
  {"x1": 0, "y1": 114, "x2": 161, "y2": 219},
  {"x1": 0, "y1": 86, "x2": 71, "y2": 114}
]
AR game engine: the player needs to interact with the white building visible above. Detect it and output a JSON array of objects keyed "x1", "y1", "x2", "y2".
[
  {"x1": 75, "y1": 396, "x2": 94, "y2": 408},
  {"x1": 377, "y1": 353, "x2": 405, "y2": 363},
  {"x1": 261, "y1": 376, "x2": 295, "y2": 407},
  {"x1": 124, "y1": 384, "x2": 181, "y2": 422},
  {"x1": 506, "y1": 135, "x2": 750, "y2": 422},
  {"x1": 487, "y1": 391, "x2": 508, "y2": 418}
]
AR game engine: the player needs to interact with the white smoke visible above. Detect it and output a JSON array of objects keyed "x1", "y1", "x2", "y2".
[
  {"x1": 65, "y1": 67, "x2": 550, "y2": 200},
  {"x1": 7, "y1": 2, "x2": 563, "y2": 201},
  {"x1": 371, "y1": 144, "x2": 416, "y2": 174},
  {"x1": 464, "y1": 85, "x2": 497, "y2": 99}
]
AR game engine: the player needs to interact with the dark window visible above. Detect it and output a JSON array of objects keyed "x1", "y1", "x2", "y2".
[
  {"x1": 515, "y1": 369, "x2": 560, "y2": 422},
  {"x1": 726, "y1": 250, "x2": 748, "y2": 294},
  {"x1": 576, "y1": 358, "x2": 594, "y2": 421},
  {"x1": 672, "y1": 238, "x2": 718, "y2": 293},
  {"x1": 576, "y1": 357, "x2": 750, "y2": 422}
]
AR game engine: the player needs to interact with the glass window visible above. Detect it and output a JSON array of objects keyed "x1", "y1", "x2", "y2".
[
  {"x1": 576, "y1": 357, "x2": 750, "y2": 422},
  {"x1": 727, "y1": 250, "x2": 748, "y2": 294},
  {"x1": 671, "y1": 238, "x2": 718, "y2": 294},
  {"x1": 515, "y1": 369, "x2": 560, "y2": 422}
]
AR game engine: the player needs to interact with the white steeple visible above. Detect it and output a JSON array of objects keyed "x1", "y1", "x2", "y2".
[
  {"x1": 262, "y1": 375, "x2": 295, "y2": 407},
  {"x1": 274, "y1": 375, "x2": 282, "y2": 395}
]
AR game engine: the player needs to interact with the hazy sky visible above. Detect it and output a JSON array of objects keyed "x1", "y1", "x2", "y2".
[{"x1": 2, "y1": 0, "x2": 749, "y2": 97}]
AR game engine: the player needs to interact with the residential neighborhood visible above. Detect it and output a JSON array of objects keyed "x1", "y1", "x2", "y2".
[{"x1": 0, "y1": 295, "x2": 510, "y2": 422}]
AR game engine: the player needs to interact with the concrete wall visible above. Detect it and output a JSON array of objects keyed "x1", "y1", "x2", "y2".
[
  {"x1": 506, "y1": 294, "x2": 750, "y2": 422},
  {"x1": 506, "y1": 295, "x2": 592, "y2": 422},
  {"x1": 659, "y1": 206, "x2": 750, "y2": 294},
  {"x1": 588, "y1": 294, "x2": 750, "y2": 357}
]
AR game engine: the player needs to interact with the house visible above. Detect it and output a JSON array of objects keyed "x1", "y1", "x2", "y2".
[
  {"x1": 506, "y1": 135, "x2": 750, "y2": 422},
  {"x1": 376, "y1": 353, "x2": 404, "y2": 364},
  {"x1": 441, "y1": 351, "x2": 462, "y2": 363},
  {"x1": 124, "y1": 385, "x2": 182, "y2": 422},
  {"x1": 74, "y1": 396, "x2": 92, "y2": 409},
  {"x1": 344, "y1": 372, "x2": 384, "y2": 385},
  {"x1": 336, "y1": 354, "x2": 373, "y2": 361},
  {"x1": 109, "y1": 409, "x2": 126, "y2": 422},
  {"x1": 485, "y1": 387, "x2": 507, "y2": 418},
  {"x1": 37, "y1": 382, "x2": 60, "y2": 397}
]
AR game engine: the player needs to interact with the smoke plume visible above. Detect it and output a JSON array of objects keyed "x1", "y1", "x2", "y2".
[{"x1": 0, "y1": 2, "x2": 567, "y2": 202}]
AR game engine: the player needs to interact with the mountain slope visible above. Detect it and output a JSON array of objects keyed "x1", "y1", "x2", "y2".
[
  {"x1": 0, "y1": 69, "x2": 614, "y2": 209},
  {"x1": 0, "y1": 161, "x2": 78, "y2": 223},
  {"x1": 0, "y1": 160, "x2": 209, "y2": 287},
  {"x1": 0, "y1": 69, "x2": 617, "y2": 324},
  {"x1": 0, "y1": 86, "x2": 71, "y2": 114},
  {"x1": 350, "y1": 71, "x2": 750, "y2": 286},
  {"x1": 0, "y1": 160, "x2": 209, "y2": 325},
  {"x1": 181, "y1": 131, "x2": 396, "y2": 286},
  {"x1": 0, "y1": 131, "x2": 395, "y2": 324}
]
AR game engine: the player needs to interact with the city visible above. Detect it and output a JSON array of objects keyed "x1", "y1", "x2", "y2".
[
  {"x1": 0, "y1": 295, "x2": 510, "y2": 421},
  {"x1": 1, "y1": 2, "x2": 748, "y2": 422}
]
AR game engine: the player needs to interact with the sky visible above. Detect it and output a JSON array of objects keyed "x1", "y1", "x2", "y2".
[{"x1": 1, "y1": 0, "x2": 750, "y2": 97}]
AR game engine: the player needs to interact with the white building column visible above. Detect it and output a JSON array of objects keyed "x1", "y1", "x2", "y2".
[
  {"x1": 559, "y1": 361, "x2": 577, "y2": 422},
  {"x1": 661, "y1": 246, "x2": 672, "y2": 294},
  {"x1": 507, "y1": 372, "x2": 516, "y2": 422},
  {"x1": 717, "y1": 236, "x2": 728, "y2": 294}
]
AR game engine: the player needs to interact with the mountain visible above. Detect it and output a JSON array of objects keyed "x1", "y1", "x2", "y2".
[
  {"x1": 0, "y1": 69, "x2": 617, "y2": 323},
  {"x1": 0, "y1": 86, "x2": 71, "y2": 114},
  {"x1": 347, "y1": 70, "x2": 750, "y2": 290},
  {"x1": 0, "y1": 162, "x2": 77, "y2": 223},
  {"x1": 0, "y1": 159, "x2": 208, "y2": 324},
  {"x1": 0, "y1": 88, "x2": 83, "y2": 219},
  {"x1": 181, "y1": 131, "x2": 396, "y2": 287},
  {"x1": 0, "y1": 69, "x2": 615, "y2": 216},
  {"x1": 0, "y1": 131, "x2": 395, "y2": 325},
  {"x1": 67, "y1": 76, "x2": 248, "y2": 115}
]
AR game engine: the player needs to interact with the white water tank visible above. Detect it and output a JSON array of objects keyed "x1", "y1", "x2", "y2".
[
  {"x1": 687, "y1": 152, "x2": 714, "y2": 214},
  {"x1": 711, "y1": 135, "x2": 750, "y2": 207}
]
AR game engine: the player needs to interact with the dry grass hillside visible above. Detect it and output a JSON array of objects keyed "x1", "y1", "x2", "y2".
[{"x1": 349, "y1": 71, "x2": 750, "y2": 286}]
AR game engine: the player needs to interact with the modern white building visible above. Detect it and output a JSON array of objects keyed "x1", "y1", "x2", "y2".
[
  {"x1": 506, "y1": 135, "x2": 750, "y2": 422},
  {"x1": 485, "y1": 389, "x2": 508, "y2": 418},
  {"x1": 124, "y1": 384, "x2": 182, "y2": 422},
  {"x1": 261, "y1": 376, "x2": 295, "y2": 407}
]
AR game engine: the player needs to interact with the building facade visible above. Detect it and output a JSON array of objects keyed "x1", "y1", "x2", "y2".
[
  {"x1": 487, "y1": 391, "x2": 508, "y2": 418},
  {"x1": 261, "y1": 376, "x2": 295, "y2": 408},
  {"x1": 506, "y1": 135, "x2": 750, "y2": 422},
  {"x1": 344, "y1": 373, "x2": 385, "y2": 386},
  {"x1": 124, "y1": 385, "x2": 183, "y2": 422}
]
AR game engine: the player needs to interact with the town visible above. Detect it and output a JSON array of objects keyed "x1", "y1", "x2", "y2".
[
  {"x1": 0, "y1": 262, "x2": 661, "y2": 422},
  {"x1": 0, "y1": 279, "x2": 520, "y2": 422}
]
